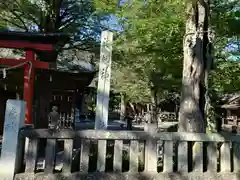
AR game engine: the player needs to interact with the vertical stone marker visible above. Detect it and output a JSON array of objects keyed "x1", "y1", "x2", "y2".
[
  {"x1": 95, "y1": 31, "x2": 113, "y2": 129},
  {"x1": 0, "y1": 100, "x2": 26, "y2": 180}
]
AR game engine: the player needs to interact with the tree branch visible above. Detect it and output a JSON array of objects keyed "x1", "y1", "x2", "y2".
[
  {"x1": 0, "y1": 17, "x2": 27, "y2": 30},
  {"x1": 13, "y1": 0, "x2": 41, "y2": 28},
  {"x1": 0, "y1": 1, "x2": 28, "y2": 31},
  {"x1": 59, "y1": 3, "x2": 74, "y2": 21},
  {"x1": 59, "y1": 18, "x2": 76, "y2": 30},
  {"x1": 54, "y1": 0, "x2": 64, "y2": 30}
]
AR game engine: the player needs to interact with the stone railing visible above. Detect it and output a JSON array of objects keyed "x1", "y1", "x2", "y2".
[{"x1": 13, "y1": 129, "x2": 240, "y2": 180}]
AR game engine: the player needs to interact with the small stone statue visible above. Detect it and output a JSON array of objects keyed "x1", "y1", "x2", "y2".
[{"x1": 48, "y1": 106, "x2": 60, "y2": 130}]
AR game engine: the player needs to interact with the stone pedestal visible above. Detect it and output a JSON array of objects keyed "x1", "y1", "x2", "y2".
[
  {"x1": 144, "y1": 122, "x2": 178, "y2": 170},
  {"x1": 0, "y1": 100, "x2": 26, "y2": 180},
  {"x1": 144, "y1": 123, "x2": 159, "y2": 133},
  {"x1": 144, "y1": 122, "x2": 178, "y2": 133}
]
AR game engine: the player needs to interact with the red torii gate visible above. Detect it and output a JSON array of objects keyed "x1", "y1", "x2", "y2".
[{"x1": 0, "y1": 31, "x2": 69, "y2": 124}]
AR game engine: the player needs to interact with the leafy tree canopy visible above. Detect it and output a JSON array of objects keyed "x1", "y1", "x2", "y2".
[
  {"x1": 97, "y1": 0, "x2": 186, "y2": 104},
  {"x1": 0, "y1": 0, "x2": 108, "y2": 51}
]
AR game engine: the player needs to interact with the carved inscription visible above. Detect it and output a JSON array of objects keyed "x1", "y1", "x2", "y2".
[
  {"x1": 100, "y1": 67, "x2": 110, "y2": 80},
  {"x1": 5, "y1": 106, "x2": 18, "y2": 133},
  {"x1": 101, "y1": 54, "x2": 110, "y2": 64}
]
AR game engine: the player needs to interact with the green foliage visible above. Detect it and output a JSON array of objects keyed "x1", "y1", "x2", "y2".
[
  {"x1": 210, "y1": 59, "x2": 240, "y2": 95},
  {"x1": 0, "y1": 0, "x2": 107, "y2": 50},
  {"x1": 0, "y1": 0, "x2": 239, "y2": 115},
  {"x1": 107, "y1": 0, "x2": 186, "y2": 104},
  {"x1": 211, "y1": 0, "x2": 240, "y2": 38},
  {"x1": 210, "y1": 0, "x2": 240, "y2": 96},
  {"x1": 99, "y1": 0, "x2": 240, "y2": 106},
  {"x1": 205, "y1": 0, "x2": 240, "y2": 132}
]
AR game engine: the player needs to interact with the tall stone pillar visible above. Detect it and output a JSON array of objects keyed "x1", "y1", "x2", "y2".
[
  {"x1": 95, "y1": 31, "x2": 113, "y2": 130},
  {"x1": 0, "y1": 100, "x2": 26, "y2": 180}
]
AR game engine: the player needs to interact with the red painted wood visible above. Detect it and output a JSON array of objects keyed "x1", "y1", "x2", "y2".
[
  {"x1": 0, "y1": 58, "x2": 49, "y2": 69},
  {"x1": 0, "y1": 52, "x2": 50, "y2": 124},
  {"x1": 0, "y1": 37, "x2": 53, "y2": 125},
  {"x1": 24, "y1": 51, "x2": 35, "y2": 124},
  {"x1": 0, "y1": 40, "x2": 53, "y2": 51},
  {"x1": 33, "y1": 60, "x2": 49, "y2": 69},
  {"x1": 0, "y1": 58, "x2": 26, "y2": 66}
]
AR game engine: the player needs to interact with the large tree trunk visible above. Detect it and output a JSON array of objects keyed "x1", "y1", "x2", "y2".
[{"x1": 178, "y1": 0, "x2": 213, "y2": 133}]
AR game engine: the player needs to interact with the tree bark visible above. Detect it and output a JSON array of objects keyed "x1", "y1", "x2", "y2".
[
  {"x1": 120, "y1": 93, "x2": 127, "y2": 121},
  {"x1": 151, "y1": 87, "x2": 158, "y2": 124},
  {"x1": 178, "y1": 0, "x2": 212, "y2": 133}
]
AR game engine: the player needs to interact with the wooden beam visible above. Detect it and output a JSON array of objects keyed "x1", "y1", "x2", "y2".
[
  {"x1": 33, "y1": 60, "x2": 49, "y2": 69},
  {"x1": 0, "y1": 40, "x2": 53, "y2": 51},
  {"x1": 24, "y1": 51, "x2": 35, "y2": 124},
  {"x1": 0, "y1": 58, "x2": 26, "y2": 66}
]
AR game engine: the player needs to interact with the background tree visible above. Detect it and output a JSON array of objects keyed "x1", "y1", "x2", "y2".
[
  {"x1": 2, "y1": 0, "x2": 239, "y2": 128},
  {"x1": 98, "y1": 0, "x2": 185, "y2": 123},
  {"x1": 210, "y1": 0, "x2": 240, "y2": 96},
  {"x1": 206, "y1": 0, "x2": 240, "y2": 132},
  {"x1": 178, "y1": 0, "x2": 213, "y2": 133},
  {"x1": 96, "y1": 0, "x2": 240, "y2": 127},
  {"x1": 178, "y1": 0, "x2": 240, "y2": 133}
]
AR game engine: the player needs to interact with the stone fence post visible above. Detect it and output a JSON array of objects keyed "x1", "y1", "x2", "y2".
[{"x1": 0, "y1": 100, "x2": 26, "y2": 180}]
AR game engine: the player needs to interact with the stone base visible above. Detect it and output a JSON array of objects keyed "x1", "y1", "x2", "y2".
[
  {"x1": 15, "y1": 172, "x2": 240, "y2": 180},
  {"x1": 144, "y1": 123, "x2": 159, "y2": 133},
  {"x1": 144, "y1": 122, "x2": 178, "y2": 133}
]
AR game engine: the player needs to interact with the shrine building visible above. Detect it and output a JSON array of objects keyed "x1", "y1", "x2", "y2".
[{"x1": 0, "y1": 30, "x2": 96, "y2": 134}]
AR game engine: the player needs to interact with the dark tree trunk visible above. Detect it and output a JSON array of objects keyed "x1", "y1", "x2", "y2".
[
  {"x1": 178, "y1": 0, "x2": 213, "y2": 133},
  {"x1": 120, "y1": 93, "x2": 127, "y2": 121},
  {"x1": 151, "y1": 87, "x2": 158, "y2": 124}
]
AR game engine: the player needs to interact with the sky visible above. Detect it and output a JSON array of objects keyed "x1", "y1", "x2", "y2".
[
  {"x1": 226, "y1": 40, "x2": 240, "y2": 60},
  {"x1": 102, "y1": 15, "x2": 122, "y2": 32}
]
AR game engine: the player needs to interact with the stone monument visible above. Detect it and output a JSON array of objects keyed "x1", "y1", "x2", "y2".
[
  {"x1": 48, "y1": 106, "x2": 60, "y2": 130},
  {"x1": 0, "y1": 100, "x2": 26, "y2": 180},
  {"x1": 95, "y1": 31, "x2": 113, "y2": 130}
]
